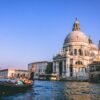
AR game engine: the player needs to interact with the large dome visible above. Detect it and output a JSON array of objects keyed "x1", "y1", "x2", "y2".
[
  {"x1": 64, "y1": 19, "x2": 89, "y2": 44},
  {"x1": 64, "y1": 31, "x2": 89, "y2": 44}
]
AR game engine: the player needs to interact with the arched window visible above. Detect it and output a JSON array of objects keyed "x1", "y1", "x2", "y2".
[
  {"x1": 79, "y1": 49, "x2": 83, "y2": 55},
  {"x1": 22, "y1": 74, "x2": 25, "y2": 77},
  {"x1": 75, "y1": 61, "x2": 83, "y2": 65},
  {"x1": 17, "y1": 73, "x2": 20, "y2": 78},
  {"x1": 70, "y1": 49, "x2": 73, "y2": 55},
  {"x1": 74, "y1": 49, "x2": 77, "y2": 55}
]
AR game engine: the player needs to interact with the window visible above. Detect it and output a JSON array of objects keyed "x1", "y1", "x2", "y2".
[
  {"x1": 70, "y1": 50, "x2": 73, "y2": 55},
  {"x1": 85, "y1": 68, "x2": 86, "y2": 72},
  {"x1": 17, "y1": 73, "x2": 20, "y2": 78},
  {"x1": 76, "y1": 61, "x2": 83, "y2": 65},
  {"x1": 70, "y1": 59, "x2": 73, "y2": 64},
  {"x1": 23, "y1": 74, "x2": 25, "y2": 77},
  {"x1": 74, "y1": 49, "x2": 77, "y2": 55},
  {"x1": 98, "y1": 74, "x2": 100, "y2": 80},
  {"x1": 79, "y1": 49, "x2": 83, "y2": 55}
]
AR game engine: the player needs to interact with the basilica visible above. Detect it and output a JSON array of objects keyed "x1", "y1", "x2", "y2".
[{"x1": 53, "y1": 19, "x2": 99, "y2": 80}]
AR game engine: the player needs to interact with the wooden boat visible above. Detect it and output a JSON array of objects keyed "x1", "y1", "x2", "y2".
[{"x1": 0, "y1": 81, "x2": 33, "y2": 95}]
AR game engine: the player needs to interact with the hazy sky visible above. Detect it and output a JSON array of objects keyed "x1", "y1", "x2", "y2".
[{"x1": 0, "y1": 0, "x2": 100, "y2": 69}]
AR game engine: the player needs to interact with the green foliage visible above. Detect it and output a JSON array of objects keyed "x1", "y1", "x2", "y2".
[{"x1": 45, "y1": 62, "x2": 53, "y2": 74}]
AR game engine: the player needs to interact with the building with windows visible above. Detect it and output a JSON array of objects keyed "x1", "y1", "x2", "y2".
[
  {"x1": 0, "y1": 69, "x2": 29, "y2": 79},
  {"x1": 28, "y1": 61, "x2": 52, "y2": 79},
  {"x1": 89, "y1": 58, "x2": 100, "y2": 82},
  {"x1": 53, "y1": 19, "x2": 99, "y2": 80},
  {"x1": 89, "y1": 41, "x2": 100, "y2": 82}
]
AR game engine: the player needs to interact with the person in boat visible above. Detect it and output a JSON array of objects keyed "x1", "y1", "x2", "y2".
[
  {"x1": 23, "y1": 79, "x2": 32, "y2": 84},
  {"x1": 16, "y1": 79, "x2": 24, "y2": 85},
  {"x1": 17, "y1": 76, "x2": 32, "y2": 84},
  {"x1": 22, "y1": 77, "x2": 32, "y2": 84}
]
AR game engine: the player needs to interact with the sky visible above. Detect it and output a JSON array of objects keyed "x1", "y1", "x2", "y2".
[{"x1": 0, "y1": 0, "x2": 100, "y2": 69}]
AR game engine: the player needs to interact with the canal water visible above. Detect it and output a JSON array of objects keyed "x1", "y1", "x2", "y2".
[{"x1": 0, "y1": 80, "x2": 100, "y2": 100}]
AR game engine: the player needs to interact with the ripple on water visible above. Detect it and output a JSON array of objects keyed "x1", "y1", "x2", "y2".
[{"x1": 1, "y1": 81, "x2": 100, "y2": 100}]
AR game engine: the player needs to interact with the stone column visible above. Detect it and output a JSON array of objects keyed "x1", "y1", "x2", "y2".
[
  {"x1": 67, "y1": 46, "x2": 69, "y2": 55},
  {"x1": 56, "y1": 62, "x2": 59, "y2": 75},
  {"x1": 53, "y1": 62, "x2": 56, "y2": 73},
  {"x1": 62, "y1": 61, "x2": 64, "y2": 72},
  {"x1": 64, "y1": 61, "x2": 66, "y2": 76},
  {"x1": 66, "y1": 58, "x2": 70, "y2": 77},
  {"x1": 62, "y1": 61, "x2": 64, "y2": 76},
  {"x1": 73, "y1": 60, "x2": 76, "y2": 77},
  {"x1": 64, "y1": 61, "x2": 66, "y2": 71}
]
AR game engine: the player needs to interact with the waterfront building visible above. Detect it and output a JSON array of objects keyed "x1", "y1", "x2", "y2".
[
  {"x1": 53, "y1": 19, "x2": 98, "y2": 80},
  {"x1": 0, "y1": 68, "x2": 29, "y2": 79},
  {"x1": 28, "y1": 61, "x2": 52, "y2": 79},
  {"x1": 89, "y1": 41, "x2": 100, "y2": 82},
  {"x1": 89, "y1": 58, "x2": 100, "y2": 82}
]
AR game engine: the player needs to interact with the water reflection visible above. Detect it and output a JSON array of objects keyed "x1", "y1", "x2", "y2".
[
  {"x1": 1, "y1": 81, "x2": 100, "y2": 100},
  {"x1": 63, "y1": 82, "x2": 100, "y2": 100}
]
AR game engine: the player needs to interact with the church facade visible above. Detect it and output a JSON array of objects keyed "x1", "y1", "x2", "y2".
[{"x1": 53, "y1": 19, "x2": 99, "y2": 80}]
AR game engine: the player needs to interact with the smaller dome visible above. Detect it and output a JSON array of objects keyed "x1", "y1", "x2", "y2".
[{"x1": 90, "y1": 44, "x2": 98, "y2": 50}]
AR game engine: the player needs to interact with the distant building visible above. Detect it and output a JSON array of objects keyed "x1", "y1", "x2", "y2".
[
  {"x1": 89, "y1": 41, "x2": 100, "y2": 82},
  {"x1": 89, "y1": 60, "x2": 100, "y2": 82},
  {"x1": 53, "y1": 19, "x2": 99, "y2": 80},
  {"x1": 28, "y1": 61, "x2": 52, "y2": 79},
  {"x1": 0, "y1": 69, "x2": 29, "y2": 79}
]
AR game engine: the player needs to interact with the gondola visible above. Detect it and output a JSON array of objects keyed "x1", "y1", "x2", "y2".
[{"x1": 0, "y1": 81, "x2": 33, "y2": 95}]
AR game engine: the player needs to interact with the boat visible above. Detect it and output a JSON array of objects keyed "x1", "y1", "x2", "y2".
[
  {"x1": 0, "y1": 80, "x2": 33, "y2": 95},
  {"x1": 39, "y1": 74, "x2": 59, "y2": 81}
]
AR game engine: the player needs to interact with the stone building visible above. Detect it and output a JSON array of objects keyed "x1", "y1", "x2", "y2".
[
  {"x1": 0, "y1": 68, "x2": 29, "y2": 79},
  {"x1": 53, "y1": 19, "x2": 98, "y2": 80},
  {"x1": 28, "y1": 61, "x2": 52, "y2": 79},
  {"x1": 89, "y1": 41, "x2": 100, "y2": 82}
]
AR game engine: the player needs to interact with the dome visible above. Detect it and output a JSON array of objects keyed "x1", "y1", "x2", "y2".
[
  {"x1": 64, "y1": 31, "x2": 89, "y2": 44},
  {"x1": 90, "y1": 44, "x2": 98, "y2": 50},
  {"x1": 64, "y1": 19, "x2": 89, "y2": 45}
]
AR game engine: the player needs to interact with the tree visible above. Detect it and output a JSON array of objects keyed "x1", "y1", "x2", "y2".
[{"x1": 45, "y1": 62, "x2": 53, "y2": 74}]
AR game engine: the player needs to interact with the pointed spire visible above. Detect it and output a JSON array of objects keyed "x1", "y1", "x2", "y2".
[{"x1": 72, "y1": 18, "x2": 80, "y2": 31}]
